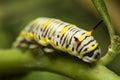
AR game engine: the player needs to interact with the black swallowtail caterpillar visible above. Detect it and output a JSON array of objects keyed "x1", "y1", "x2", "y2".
[{"x1": 13, "y1": 17, "x2": 102, "y2": 63}]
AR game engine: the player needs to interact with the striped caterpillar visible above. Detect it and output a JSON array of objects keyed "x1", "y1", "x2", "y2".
[{"x1": 13, "y1": 17, "x2": 102, "y2": 63}]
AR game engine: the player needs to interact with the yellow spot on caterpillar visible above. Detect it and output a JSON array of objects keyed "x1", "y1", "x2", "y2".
[
  {"x1": 20, "y1": 31, "x2": 26, "y2": 38},
  {"x1": 70, "y1": 24, "x2": 76, "y2": 27},
  {"x1": 60, "y1": 26, "x2": 69, "y2": 36},
  {"x1": 50, "y1": 40, "x2": 56, "y2": 48},
  {"x1": 60, "y1": 46, "x2": 66, "y2": 51},
  {"x1": 88, "y1": 43, "x2": 98, "y2": 51},
  {"x1": 86, "y1": 31, "x2": 92, "y2": 36},
  {"x1": 27, "y1": 32, "x2": 33, "y2": 40},
  {"x1": 34, "y1": 34, "x2": 39, "y2": 42},
  {"x1": 78, "y1": 35, "x2": 86, "y2": 41},
  {"x1": 67, "y1": 48, "x2": 72, "y2": 54},
  {"x1": 41, "y1": 38, "x2": 49, "y2": 45},
  {"x1": 41, "y1": 19, "x2": 52, "y2": 30},
  {"x1": 17, "y1": 32, "x2": 26, "y2": 41},
  {"x1": 79, "y1": 53, "x2": 83, "y2": 59},
  {"x1": 76, "y1": 52, "x2": 83, "y2": 59}
]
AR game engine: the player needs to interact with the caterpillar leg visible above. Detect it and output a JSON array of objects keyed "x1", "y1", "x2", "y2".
[
  {"x1": 13, "y1": 39, "x2": 39, "y2": 50},
  {"x1": 43, "y1": 45, "x2": 55, "y2": 53},
  {"x1": 13, "y1": 37, "x2": 55, "y2": 53},
  {"x1": 43, "y1": 48, "x2": 55, "y2": 53}
]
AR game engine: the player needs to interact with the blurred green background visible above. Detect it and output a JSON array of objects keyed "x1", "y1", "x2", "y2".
[{"x1": 0, "y1": 0, "x2": 120, "y2": 80}]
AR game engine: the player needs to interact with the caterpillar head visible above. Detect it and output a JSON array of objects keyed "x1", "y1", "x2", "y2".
[
  {"x1": 82, "y1": 46, "x2": 101, "y2": 63},
  {"x1": 74, "y1": 36, "x2": 101, "y2": 63},
  {"x1": 81, "y1": 20, "x2": 103, "y2": 62}
]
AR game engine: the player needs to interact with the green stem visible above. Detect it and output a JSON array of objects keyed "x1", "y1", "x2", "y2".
[
  {"x1": 92, "y1": 0, "x2": 120, "y2": 65},
  {"x1": 99, "y1": 36, "x2": 120, "y2": 65},
  {"x1": 92, "y1": 0, "x2": 115, "y2": 42},
  {"x1": 0, "y1": 49, "x2": 120, "y2": 80},
  {"x1": 0, "y1": 49, "x2": 35, "y2": 75}
]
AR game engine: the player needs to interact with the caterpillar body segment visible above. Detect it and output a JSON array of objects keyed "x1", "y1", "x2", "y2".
[{"x1": 13, "y1": 17, "x2": 101, "y2": 63}]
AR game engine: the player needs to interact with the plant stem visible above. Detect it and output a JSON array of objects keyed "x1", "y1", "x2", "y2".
[
  {"x1": 92, "y1": 0, "x2": 115, "y2": 42},
  {"x1": 0, "y1": 49, "x2": 120, "y2": 80},
  {"x1": 91, "y1": 0, "x2": 120, "y2": 65},
  {"x1": 99, "y1": 36, "x2": 120, "y2": 65},
  {"x1": 0, "y1": 49, "x2": 35, "y2": 75}
]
